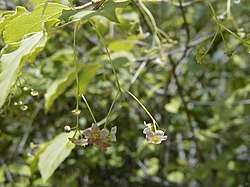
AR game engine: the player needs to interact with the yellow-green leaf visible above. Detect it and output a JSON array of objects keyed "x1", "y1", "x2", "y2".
[
  {"x1": 164, "y1": 98, "x2": 181, "y2": 113},
  {"x1": 3, "y1": 3, "x2": 68, "y2": 43},
  {"x1": 44, "y1": 68, "x2": 77, "y2": 113},
  {"x1": 108, "y1": 36, "x2": 137, "y2": 52},
  {"x1": 78, "y1": 64, "x2": 102, "y2": 94},
  {"x1": 0, "y1": 31, "x2": 47, "y2": 109},
  {"x1": 167, "y1": 171, "x2": 185, "y2": 183},
  {"x1": 45, "y1": 64, "x2": 101, "y2": 113},
  {"x1": 0, "y1": 6, "x2": 28, "y2": 32},
  {"x1": 38, "y1": 132, "x2": 75, "y2": 182}
]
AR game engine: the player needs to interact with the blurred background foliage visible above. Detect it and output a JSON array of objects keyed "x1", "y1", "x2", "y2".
[{"x1": 0, "y1": 0, "x2": 250, "y2": 186}]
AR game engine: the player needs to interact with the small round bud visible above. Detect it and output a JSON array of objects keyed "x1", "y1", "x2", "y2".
[
  {"x1": 20, "y1": 105, "x2": 28, "y2": 111},
  {"x1": 71, "y1": 109, "x2": 81, "y2": 116},
  {"x1": 218, "y1": 15, "x2": 225, "y2": 21},
  {"x1": 64, "y1": 125, "x2": 71, "y2": 133},
  {"x1": 31, "y1": 90, "x2": 39, "y2": 96},
  {"x1": 23, "y1": 87, "x2": 29, "y2": 91}
]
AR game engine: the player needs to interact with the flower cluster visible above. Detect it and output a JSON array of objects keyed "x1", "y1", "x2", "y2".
[
  {"x1": 143, "y1": 121, "x2": 167, "y2": 144},
  {"x1": 82, "y1": 123, "x2": 117, "y2": 152}
]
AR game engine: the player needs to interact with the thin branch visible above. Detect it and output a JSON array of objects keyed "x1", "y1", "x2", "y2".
[
  {"x1": 174, "y1": 0, "x2": 191, "y2": 65},
  {"x1": 168, "y1": 55, "x2": 205, "y2": 162},
  {"x1": 130, "y1": 61, "x2": 147, "y2": 85},
  {"x1": 74, "y1": 2, "x2": 93, "y2": 10},
  {"x1": 189, "y1": 99, "x2": 250, "y2": 106}
]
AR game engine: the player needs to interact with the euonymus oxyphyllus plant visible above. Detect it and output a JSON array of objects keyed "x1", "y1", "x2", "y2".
[
  {"x1": 1, "y1": 0, "x2": 249, "y2": 184},
  {"x1": 65, "y1": 90, "x2": 168, "y2": 152}
]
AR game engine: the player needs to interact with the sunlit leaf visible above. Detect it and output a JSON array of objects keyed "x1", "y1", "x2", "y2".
[
  {"x1": 3, "y1": 3, "x2": 68, "y2": 43},
  {"x1": 28, "y1": 0, "x2": 47, "y2": 6},
  {"x1": 167, "y1": 171, "x2": 185, "y2": 183},
  {"x1": 38, "y1": 132, "x2": 75, "y2": 182},
  {"x1": 148, "y1": 157, "x2": 159, "y2": 175},
  {"x1": 30, "y1": 143, "x2": 50, "y2": 175},
  {"x1": 164, "y1": 98, "x2": 181, "y2": 113},
  {"x1": 41, "y1": 1, "x2": 49, "y2": 17},
  {"x1": 108, "y1": 36, "x2": 138, "y2": 52},
  {"x1": 0, "y1": 31, "x2": 47, "y2": 109},
  {"x1": 78, "y1": 64, "x2": 102, "y2": 94},
  {"x1": 44, "y1": 67, "x2": 79, "y2": 113},
  {"x1": 44, "y1": 63, "x2": 101, "y2": 113},
  {"x1": 0, "y1": 6, "x2": 28, "y2": 32},
  {"x1": 8, "y1": 164, "x2": 31, "y2": 177},
  {"x1": 0, "y1": 167, "x2": 5, "y2": 183}
]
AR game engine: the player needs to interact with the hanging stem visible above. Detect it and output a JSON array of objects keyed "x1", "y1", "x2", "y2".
[
  {"x1": 104, "y1": 91, "x2": 120, "y2": 128},
  {"x1": 73, "y1": 22, "x2": 80, "y2": 111},
  {"x1": 201, "y1": 29, "x2": 219, "y2": 59},
  {"x1": 71, "y1": 22, "x2": 81, "y2": 139},
  {"x1": 89, "y1": 20, "x2": 122, "y2": 93},
  {"x1": 209, "y1": 1, "x2": 229, "y2": 51},
  {"x1": 124, "y1": 88, "x2": 160, "y2": 129},
  {"x1": 81, "y1": 94, "x2": 97, "y2": 124}
]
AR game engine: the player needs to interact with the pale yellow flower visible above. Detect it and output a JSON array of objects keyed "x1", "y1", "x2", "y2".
[{"x1": 145, "y1": 130, "x2": 167, "y2": 144}]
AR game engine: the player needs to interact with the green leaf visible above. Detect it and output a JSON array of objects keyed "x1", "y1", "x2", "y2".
[
  {"x1": 0, "y1": 31, "x2": 47, "y2": 109},
  {"x1": 78, "y1": 64, "x2": 102, "y2": 94},
  {"x1": 62, "y1": 0, "x2": 130, "y2": 23},
  {"x1": 38, "y1": 132, "x2": 75, "y2": 182},
  {"x1": 167, "y1": 171, "x2": 185, "y2": 183},
  {"x1": 41, "y1": 1, "x2": 49, "y2": 17},
  {"x1": 8, "y1": 164, "x2": 31, "y2": 177},
  {"x1": 3, "y1": 3, "x2": 68, "y2": 43},
  {"x1": 0, "y1": 6, "x2": 28, "y2": 32},
  {"x1": 30, "y1": 143, "x2": 50, "y2": 175},
  {"x1": 164, "y1": 98, "x2": 181, "y2": 114},
  {"x1": 147, "y1": 157, "x2": 160, "y2": 175},
  {"x1": 98, "y1": 51, "x2": 135, "y2": 68},
  {"x1": 44, "y1": 68, "x2": 78, "y2": 113},
  {"x1": 0, "y1": 166, "x2": 5, "y2": 183},
  {"x1": 45, "y1": 64, "x2": 101, "y2": 113},
  {"x1": 28, "y1": 0, "x2": 47, "y2": 6},
  {"x1": 108, "y1": 36, "x2": 137, "y2": 52}
]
